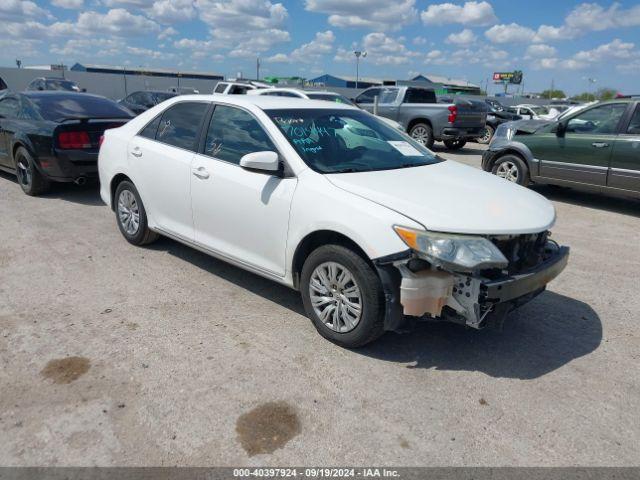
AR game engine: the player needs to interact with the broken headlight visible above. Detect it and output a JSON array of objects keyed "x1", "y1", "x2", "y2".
[{"x1": 393, "y1": 226, "x2": 509, "y2": 271}]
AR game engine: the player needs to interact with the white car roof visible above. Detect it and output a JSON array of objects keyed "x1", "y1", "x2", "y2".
[
  {"x1": 177, "y1": 94, "x2": 357, "y2": 111},
  {"x1": 247, "y1": 87, "x2": 306, "y2": 96}
]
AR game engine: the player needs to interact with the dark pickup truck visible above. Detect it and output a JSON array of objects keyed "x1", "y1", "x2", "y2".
[{"x1": 354, "y1": 86, "x2": 487, "y2": 150}]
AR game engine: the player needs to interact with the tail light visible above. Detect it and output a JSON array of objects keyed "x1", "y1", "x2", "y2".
[
  {"x1": 447, "y1": 105, "x2": 457, "y2": 123},
  {"x1": 58, "y1": 131, "x2": 92, "y2": 149},
  {"x1": 99, "y1": 135, "x2": 105, "y2": 148}
]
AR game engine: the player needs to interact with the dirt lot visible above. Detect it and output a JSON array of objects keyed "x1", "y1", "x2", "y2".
[{"x1": 1, "y1": 143, "x2": 639, "y2": 466}]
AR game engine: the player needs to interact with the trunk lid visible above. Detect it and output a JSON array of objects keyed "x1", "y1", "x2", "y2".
[{"x1": 452, "y1": 99, "x2": 487, "y2": 128}]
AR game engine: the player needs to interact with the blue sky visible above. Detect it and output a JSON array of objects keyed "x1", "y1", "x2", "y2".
[{"x1": 1, "y1": 0, "x2": 639, "y2": 94}]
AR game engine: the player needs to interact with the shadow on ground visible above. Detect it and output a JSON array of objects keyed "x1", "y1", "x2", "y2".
[
  {"x1": 431, "y1": 144, "x2": 485, "y2": 156},
  {"x1": 151, "y1": 236, "x2": 601, "y2": 380},
  {"x1": 357, "y1": 291, "x2": 601, "y2": 380},
  {"x1": 0, "y1": 171, "x2": 103, "y2": 206},
  {"x1": 533, "y1": 184, "x2": 640, "y2": 218}
]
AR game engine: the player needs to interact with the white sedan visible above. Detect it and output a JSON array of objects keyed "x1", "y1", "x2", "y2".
[{"x1": 98, "y1": 95, "x2": 569, "y2": 347}]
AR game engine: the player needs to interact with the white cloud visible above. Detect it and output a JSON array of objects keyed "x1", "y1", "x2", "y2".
[
  {"x1": 525, "y1": 44, "x2": 557, "y2": 58},
  {"x1": 149, "y1": 0, "x2": 196, "y2": 23},
  {"x1": 194, "y1": 0, "x2": 290, "y2": 55},
  {"x1": 158, "y1": 26, "x2": 178, "y2": 39},
  {"x1": 51, "y1": 0, "x2": 84, "y2": 8},
  {"x1": 573, "y1": 38, "x2": 637, "y2": 63},
  {"x1": 75, "y1": 9, "x2": 160, "y2": 36},
  {"x1": 268, "y1": 30, "x2": 335, "y2": 64},
  {"x1": 412, "y1": 36, "x2": 427, "y2": 46},
  {"x1": 446, "y1": 29, "x2": 476, "y2": 46},
  {"x1": 305, "y1": 0, "x2": 417, "y2": 31},
  {"x1": 484, "y1": 23, "x2": 535, "y2": 44},
  {"x1": 0, "y1": 0, "x2": 53, "y2": 20},
  {"x1": 359, "y1": 32, "x2": 420, "y2": 65},
  {"x1": 424, "y1": 45, "x2": 509, "y2": 68},
  {"x1": 421, "y1": 1, "x2": 497, "y2": 26}
]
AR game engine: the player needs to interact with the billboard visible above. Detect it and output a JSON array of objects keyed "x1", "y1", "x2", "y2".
[{"x1": 493, "y1": 70, "x2": 523, "y2": 85}]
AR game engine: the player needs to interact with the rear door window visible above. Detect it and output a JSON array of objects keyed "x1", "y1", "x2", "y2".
[
  {"x1": 214, "y1": 83, "x2": 228, "y2": 93},
  {"x1": 203, "y1": 104, "x2": 275, "y2": 164},
  {"x1": 0, "y1": 97, "x2": 20, "y2": 118},
  {"x1": 139, "y1": 115, "x2": 162, "y2": 139},
  {"x1": 156, "y1": 102, "x2": 208, "y2": 151},
  {"x1": 625, "y1": 106, "x2": 640, "y2": 135},
  {"x1": 404, "y1": 88, "x2": 436, "y2": 104},
  {"x1": 0, "y1": 77, "x2": 7, "y2": 90}
]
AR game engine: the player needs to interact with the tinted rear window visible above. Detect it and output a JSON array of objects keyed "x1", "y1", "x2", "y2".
[
  {"x1": 28, "y1": 95, "x2": 133, "y2": 121},
  {"x1": 404, "y1": 88, "x2": 436, "y2": 103}
]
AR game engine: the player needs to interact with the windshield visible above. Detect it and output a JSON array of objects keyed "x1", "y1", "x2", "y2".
[
  {"x1": 153, "y1": 92, "x2": 177, "y2": 102},
  {"x1": 267, "y1": 108, "x2": 442, "y2": 174},
  {"x1": 45, "y1": 79, "x2": 80, "y2": 91},
  {"x1": 306, "y1": 93, "x2": 355, "y2": 106},
  {"x1": 29, "y1": 94, "x2": 133, "y2": 121}
]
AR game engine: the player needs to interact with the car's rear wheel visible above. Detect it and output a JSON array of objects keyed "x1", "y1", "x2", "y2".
[
  {"x1": 15, "y1": 147, "x2": 50, "y2": 196},
  {"x1": 443, "y1": 139, "x2": 467, "y2": 150},
  {"x1": 300, "y1": 245, "x2": 385, "y2": 348},
  {"x1": 408, "y1": 123, "x2": 434, "y2": 149},
  {"x1": 114, "y1": 180, "x2": 159, "y2": 246},
  {"x1": 491, "y1": 154, "x2": 530, "y2": 186},
  {"x1": 477, "y1": 125, "x2": 494, "y2": 144}
]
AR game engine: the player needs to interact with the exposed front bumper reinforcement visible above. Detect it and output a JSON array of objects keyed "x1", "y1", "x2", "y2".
[{"x1": 374, "y1": 243, "x2": 570, "y2": 332}]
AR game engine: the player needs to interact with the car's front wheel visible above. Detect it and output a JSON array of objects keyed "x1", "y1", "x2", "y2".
[
  {"x1": 443, "y1": 139, "x2": 467, "y2": 150},
  {"x1": 491, "y1": 154, "x2": 530, "y2": 186},
  {"x1": 114, "y1": 180, "x2": 159, "y2": 246},
  {"x1": 477, "y1": 125, "x2": 495, "y2": 144},
  {"x1": 300, "y1": 245, "x2": 385, "y2": 348},
  {"x1": 15, "y1": 147, "x2": 50, "y2": 196}
]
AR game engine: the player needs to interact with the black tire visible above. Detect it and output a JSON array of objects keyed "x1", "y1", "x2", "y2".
[
  {"x1": 491, "y1": 154, "x2": 530, "y2": 186},
  {"x1": 114, "y1": 180, "x2": 159, "y2": 246},
  {"x1": 300, "y1": 245, "x2": 385, "y2": 348},
  {"x1": 14, "y1": 147, "x2": 50, "y2": 196},
  {"x1": 408, "y1": 122, "x2": 434, "y2": 149},
  {"x1": 477, "y1": 125, "x2": 494, "y2": 145},
  {"x1": 443, "y1": 139, "x2": 467, "y2": 150}
]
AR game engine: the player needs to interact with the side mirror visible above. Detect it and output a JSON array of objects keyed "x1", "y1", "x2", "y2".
[
  {"x1": 81, "y1": 88, "x2": 87, "y2": 93},
  {"x1": 239, "y1": 151, "x2": 281, "y2": 174},
  {"x1": 556, "y1": 121, "x2": 566, "y2": 138},
  {"x1": 37, "y1": 86, "x2": 44, "y2": 91}
]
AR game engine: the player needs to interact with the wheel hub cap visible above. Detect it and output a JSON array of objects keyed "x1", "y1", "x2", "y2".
[
  {"x1": 117, "y1": 190, "x2": 140, "y2": 235},
  {"x1": 309, "y1": 261, "x2": 362, "y2": 333},
  {"x1": 496, "y1": 162, "x2": 519, "y2": 183},
  {"x1": 17, "y1": 160, "x2": 32, "y2": 187}
]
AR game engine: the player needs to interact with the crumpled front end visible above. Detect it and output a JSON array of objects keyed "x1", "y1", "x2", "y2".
[{"x1": 374, "y1": 232, "x2": 569, "y2": 331}]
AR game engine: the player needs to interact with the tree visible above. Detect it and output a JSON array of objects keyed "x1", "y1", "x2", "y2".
[
  {"x1": 540, "y1": 89, "x2": 566, "y2": 99},
  {"x1": 570, "y1": 87, "x2": 618, "y2": 102}
]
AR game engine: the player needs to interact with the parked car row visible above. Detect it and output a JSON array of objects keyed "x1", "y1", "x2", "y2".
[{"x1": 483, "y1": 97, "x2": 640, "y2": 197}]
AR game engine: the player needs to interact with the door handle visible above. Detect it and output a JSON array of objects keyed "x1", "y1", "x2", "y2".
[
  {"x1": 192, "y1": 166, "x2": 210, "y2": 179},
  {"x1": 591, "y1": 142, "x2": 609, "y2": 148},
  {"x1": 131, "y1": 146, "x2": 142, "y2": 157}
]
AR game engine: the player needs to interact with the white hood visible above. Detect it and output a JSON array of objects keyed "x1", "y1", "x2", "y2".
[{"x1": 326, "y1": 160, "x2": 556, "y2": 235}]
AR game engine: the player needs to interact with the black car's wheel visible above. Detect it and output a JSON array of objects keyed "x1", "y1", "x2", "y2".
[
  {"x1": 15, "y1": 147, "x2": 50, "y2": 196},
  {"x1": 443, "y1": 139, "x2": 467, "y2": 150},
  {"x1": 477, "y1": 125, "x2": 495, "y2": 145},
  {"x1": 409, "y1": 123, "x2": 434, "y2": 149},
  {"x1": 491, "y1": 154, "x2": 530, "y2": 186},
  {"x1": 114, "y1": 180, "x2": 159, "y2": 246},
  {"x1": 300, "y1": 245, "x2": 385, "y2": 348}
]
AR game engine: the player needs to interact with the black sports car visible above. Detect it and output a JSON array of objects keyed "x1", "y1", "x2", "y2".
[
  {"x1": 118, "y1": 90, "x2": 177, "y2": 115},
  {"x1": 0, "y1": 91, "x2": 133, "y2": 195}
]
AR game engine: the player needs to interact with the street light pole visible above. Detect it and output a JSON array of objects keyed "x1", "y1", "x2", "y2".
[{"x1": 354, "y1": 51, "x2": 366, "y2": 89}]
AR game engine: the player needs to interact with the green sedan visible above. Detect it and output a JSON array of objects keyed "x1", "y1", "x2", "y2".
[{"x1": 482, "y1": 98, "x2": 640, "y2": 198}]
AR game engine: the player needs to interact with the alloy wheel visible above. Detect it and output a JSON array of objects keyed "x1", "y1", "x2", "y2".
[
  {"x1": 117, "y1": 189, "x2": 140, "y2": 235},
  {"x1": 16, "y1": 158, "x2": 32, "y2": 188},
  {"x1": 495, "y1": 161, "x2": 519, "y2": 183},
  {"x1": 410, "y1": 126, "x2": 430, "y2": 145},
  {"x1": 309, "y1": 261, "x2": 362, "y2": 333}
]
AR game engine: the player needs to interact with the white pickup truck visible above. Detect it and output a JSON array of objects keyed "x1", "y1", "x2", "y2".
[{"x1": 355, "y1": 86, "x2": 487, "y2": 150}]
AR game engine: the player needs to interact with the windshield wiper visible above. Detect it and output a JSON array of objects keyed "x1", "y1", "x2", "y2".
[{"x1": 327, "y1": 167, "x2": 361, "y2": 173}]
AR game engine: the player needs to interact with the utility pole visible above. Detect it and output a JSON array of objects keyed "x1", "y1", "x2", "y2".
[
  {"x1": 354, "y1": 51, "x2": 366, "y2": 89},
  {"x1": 256, "y1": 57, "x2": 261, "y2": 81}
]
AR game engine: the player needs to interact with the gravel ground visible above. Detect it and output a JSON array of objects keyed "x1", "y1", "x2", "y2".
[{"x1": 1, "y1": 143, "x2": 639, "y2": 466}]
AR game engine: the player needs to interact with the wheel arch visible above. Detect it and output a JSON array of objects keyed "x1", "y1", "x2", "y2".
[
  {"x1": 290, "y1": 230, "x2": 373, "y2": 289},
  {"x1": 109, "y1": 173, "x2": 132, "y2": 211},
  {"x1": 407, "y1": 117, "x2": 433, "y2": 132},
  {"x1": 489, "y1": 142, "x2": 535, "y2": 172}
]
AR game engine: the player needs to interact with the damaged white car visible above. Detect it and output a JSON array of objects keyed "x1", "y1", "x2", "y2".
[{"x1": 99, "y1": 95, "x2": 569, "y2": 348}]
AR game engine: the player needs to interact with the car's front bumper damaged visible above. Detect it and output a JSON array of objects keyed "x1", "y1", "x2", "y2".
[{"x1": 374, "y1": 240, "x2": 569, "y2": 331}]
